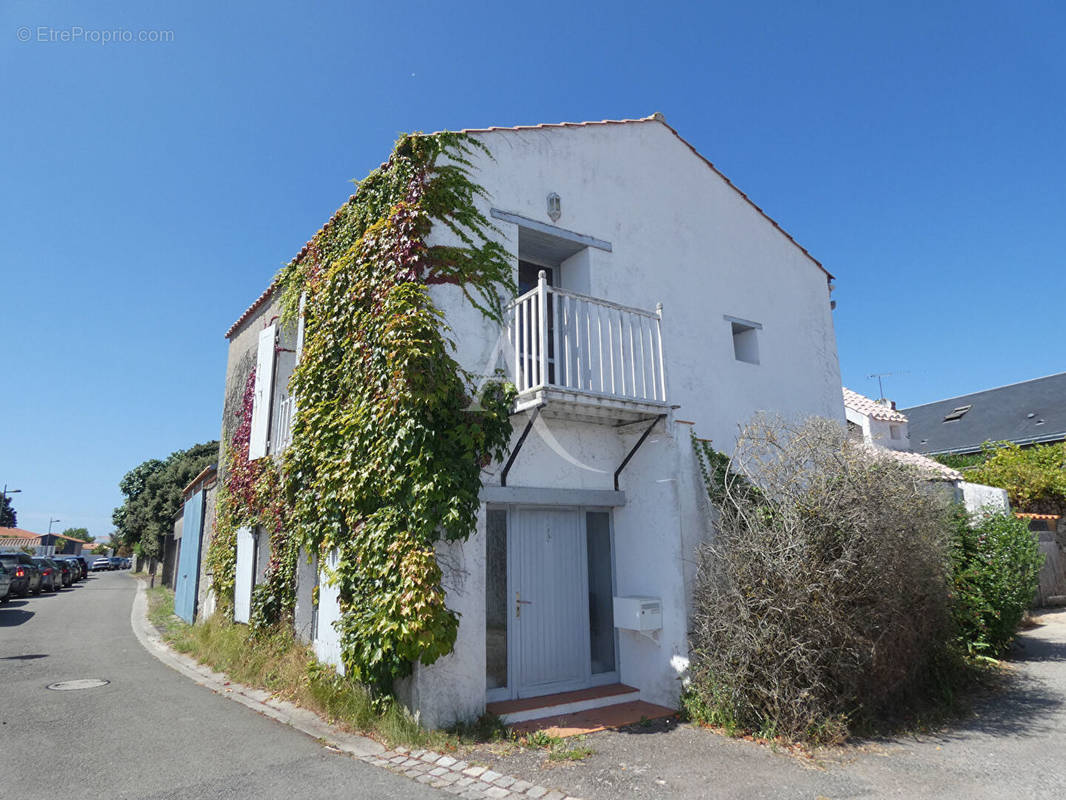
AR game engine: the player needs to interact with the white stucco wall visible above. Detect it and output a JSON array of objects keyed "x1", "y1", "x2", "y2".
[
  {"x1": 960, "y1": 481, "x2": 1010, "y2": 515},
  {"x1": 844, "y1": 405, "x2": 909, "y2": 451},
  {"x1": 406, "y1": 119, "x2": 844, "y2": 727},
  {"x1": 219, "y1": 119, "x2": 843, "y2": 728},
  {"x1": 293, "y1": 547, "x2": 317, "y2": 644},
  {"x1": 432, "y1": 119, "x2": 843, "y2": 451}
]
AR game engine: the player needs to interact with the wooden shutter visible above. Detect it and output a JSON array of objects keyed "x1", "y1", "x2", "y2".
[{"x1": 248, "y1": 324, "x2": 276, "y2": 460}]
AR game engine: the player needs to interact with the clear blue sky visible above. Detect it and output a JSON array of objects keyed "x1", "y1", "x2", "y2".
[{"x1": 2, "y1": 0, "x2": 1063, "y2": 538}]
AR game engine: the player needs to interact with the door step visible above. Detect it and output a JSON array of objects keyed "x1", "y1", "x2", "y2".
[{"x1": 487, "y1": 683, "x2": 639, "y2": 725}]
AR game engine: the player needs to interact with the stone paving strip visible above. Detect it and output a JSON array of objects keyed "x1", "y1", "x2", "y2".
[{"x1": 358, "y1": 748, "x2": 582, "y2": 800}]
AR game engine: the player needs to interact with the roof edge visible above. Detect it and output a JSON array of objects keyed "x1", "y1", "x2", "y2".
[
  {"x1": 902, "y1": 371, "x2": 1066, "y2": 411},
  {"x1": 226, "y1": 113, "x2": 835, "y2": 337}
]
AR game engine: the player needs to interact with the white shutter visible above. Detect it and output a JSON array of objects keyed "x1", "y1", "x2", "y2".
[
  {"x1": 248, "y1": 324, "x2": 276, "y2": 460},
  {"x1": 295, "y1": 292, "x2": 306, "y2": 362},
  {"x1": 233, "y1": 527, "x2": 254, "y2": 624}
]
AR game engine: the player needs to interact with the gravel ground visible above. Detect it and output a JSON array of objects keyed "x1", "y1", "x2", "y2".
[{"x1": 466, "y1": 607, "x2": 1066, "y2": 799}]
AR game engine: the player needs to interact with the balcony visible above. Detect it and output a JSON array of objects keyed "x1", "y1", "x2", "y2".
[{"x1": 505, "y1": 271, "x2": 668, "y2": 425}]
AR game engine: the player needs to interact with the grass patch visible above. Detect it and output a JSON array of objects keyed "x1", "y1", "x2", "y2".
[
  {"x1": 145, "y1": 585, "x2": 186, "y2": 638},
  {"x1": 519, "y1": 730, "x2": 595, "y2": 762},
  {"x1": 142, "y1": 584, "x2": 505, "y2": 750}
]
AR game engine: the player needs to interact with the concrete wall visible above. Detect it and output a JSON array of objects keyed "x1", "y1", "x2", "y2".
[
  {"x1": 200, "y1": 294, "x2": 287, "y2": 621},
  {"x1": 294, "y1": 547, "x2": 317, "y2": 643},
  {"x1": 959, "y1": 481, "x2": 1010, "y2": 515}
]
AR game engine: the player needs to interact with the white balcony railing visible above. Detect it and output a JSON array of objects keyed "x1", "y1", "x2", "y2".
[{"x1": 506, "y1": 271, "x2": 667, "y2": 405}]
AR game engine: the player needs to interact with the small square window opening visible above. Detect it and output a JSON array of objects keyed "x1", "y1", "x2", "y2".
[
  {"x1": 890, "y1": 424, "x2": 901, "y2": 440},
  {"x1": 731, "y1": 321, "x2": 760, "y2": 364}
]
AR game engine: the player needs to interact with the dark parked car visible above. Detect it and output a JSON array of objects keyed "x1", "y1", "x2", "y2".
[
  {"x1": 0, "y1": 561, "x2": 12, "y2": 602},
  {"x1": 0, "y1": 552, "x2": 42, "y2": 597},
  {"x1": 55, "y1": 558, "x2": 73, "y2": 587},
  {"x1": 31, "y1": 557, "x2": 60, "y2": 592},
  {"x1": 57, "y1": 556, "x2": 84, "y2": 582},
  {"x1": 72, "y1": 556, "x2": 91, "y2": 578}
]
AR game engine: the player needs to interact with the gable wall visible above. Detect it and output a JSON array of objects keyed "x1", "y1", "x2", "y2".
[{"x1": 431, "y1": 120, "x2": 843, "y2": 454}]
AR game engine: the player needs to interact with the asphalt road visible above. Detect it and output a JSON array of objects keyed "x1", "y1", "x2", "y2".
[
  {"x1": 0, "y1": 570, "x2": 443, "y2": 800},
  {"x1": 470, "y1": 608, "x2": 1066, "y2": 799}
]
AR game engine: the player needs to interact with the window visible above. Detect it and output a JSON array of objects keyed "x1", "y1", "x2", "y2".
[
  {"x1": 890, "y1": 424, "x2": 902, "y2": 440},
  {"x1": 943, "y1": 405, "x2": 972, "y2": 422},
  {"x1": 726, "y1": 316, "x2": 762, "y2": 365},
  {"x1": 485, "y1": 509, "x2": 508, "y2": 691}
]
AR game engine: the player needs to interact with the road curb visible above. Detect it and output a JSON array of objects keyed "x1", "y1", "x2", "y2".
[
  {"x1": 128, "y1": 577, "x2": 385, "y2": 759},
  {"x1": 129, "y1": 579, "x2": 585, "y2": 800}
]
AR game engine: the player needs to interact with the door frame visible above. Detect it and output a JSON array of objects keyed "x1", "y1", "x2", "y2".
[{"x1": 486, "y1": 504, "x2": 619, "y2": 703}]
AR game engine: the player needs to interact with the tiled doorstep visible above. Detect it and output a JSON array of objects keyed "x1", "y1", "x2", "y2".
[{"x1": 358, "y1": 748, "x2": 583, "y2": 800}]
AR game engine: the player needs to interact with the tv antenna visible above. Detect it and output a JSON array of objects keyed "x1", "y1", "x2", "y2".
[{"x1": 866, "y1": 371, "x2": 908, "y2": 401}]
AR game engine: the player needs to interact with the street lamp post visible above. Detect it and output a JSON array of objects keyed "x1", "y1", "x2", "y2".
[
  {"x1": 48, "y1": 517, "x2": 61, "y2": 534},
  {"x1": 1, "y1": 485, "x2": 21, "y2": 526}
]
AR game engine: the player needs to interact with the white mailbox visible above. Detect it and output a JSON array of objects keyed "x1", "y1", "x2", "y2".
[{"x1": 613, "y1": 596, "x2": 663, "y2": 631}]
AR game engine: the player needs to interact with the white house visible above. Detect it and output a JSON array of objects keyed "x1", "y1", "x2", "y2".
[
  {"x1": 842, "y1": 386, "x2": 1009, "y2": 513},
  {"x1": 220, "y1": 115, "x2": 845, "y2": 728}
]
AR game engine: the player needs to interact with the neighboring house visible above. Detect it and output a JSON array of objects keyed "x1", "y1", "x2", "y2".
[
  {"x1": 843, "y1": 387, "x2": 1009, "y2": 514},
  {"x1": 212, "y1": 115, "x2": 845, "y2": 728},
  {"x1": 171, "y1": 464, "x2": 217, "y2": 624},
  {"x1": 902, "y1": 372, "x2": 1066, "y2": 456},
  {"x1": 0, "y1": 528, "x2": 40, "y2": 550},
  {"x1": 0, "y1": 528, "x2": 87, "y2": 555}
]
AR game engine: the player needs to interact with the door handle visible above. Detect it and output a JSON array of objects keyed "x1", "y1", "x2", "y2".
[{"x1": 515, "y1": 592, "x2": 533, "y2": 618}]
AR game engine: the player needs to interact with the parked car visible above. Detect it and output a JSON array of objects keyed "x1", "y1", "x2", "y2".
[
  {"x1": 72, "y1": 556, "x2": 91, "y2": 578},
  {"x1": 31, "y1": 557, "x2": 60, "y2": 592},
  {"x1": 121, "y1": 557, "x2": 131, "y2": 569},
  {"x1": 0, "y1": 552, "x2": 42, "y2": 597},
  {"x1": 91, "y1": 556, "x2": 110, "y2": 571},
  {"x1": 58, "y1": 556, "x2": 84, "y2": 582},
  {"x1": 109, "y1": 557, "x2": 123, "y2": 571},
  {"x1": 56, "y1": 558, "x2": 73, "y2": 587},
  {"x1": 0, "y1": 561, "x2": 12, "y2": 602}
]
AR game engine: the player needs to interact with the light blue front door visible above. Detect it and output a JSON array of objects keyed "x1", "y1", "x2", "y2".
[{"x1": 174, "y1": 491, "x2": 204, "y2": 623}]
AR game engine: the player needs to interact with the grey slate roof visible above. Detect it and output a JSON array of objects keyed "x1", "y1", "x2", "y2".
[{"x1": 902, "y1": 372, "x2": 1066, "y2": 454}]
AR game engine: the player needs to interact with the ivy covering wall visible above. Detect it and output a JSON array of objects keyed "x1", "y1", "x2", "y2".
[{"x1": 211, "y1": 132, "x2": 516, "y2": 696}]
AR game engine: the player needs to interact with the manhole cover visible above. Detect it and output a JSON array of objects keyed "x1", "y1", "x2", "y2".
[{"x1": 46, "y1": 679, "x2": 110, "y2": 691}]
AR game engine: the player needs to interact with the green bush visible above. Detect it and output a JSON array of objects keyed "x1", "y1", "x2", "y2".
[{"x1": 951, "y1": 509, "x2": 1044, "y2": 656}]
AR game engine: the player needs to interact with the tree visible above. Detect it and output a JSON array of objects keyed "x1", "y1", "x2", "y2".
[
  {"x1": 113, "y1": 442, "x2": 218, "y2": 563},
  {"x1": 61, "y1": 526, "x2": 93, "y2": 543},
  {"x1": 965, "y1": 441, "x2": 1066, "y2": 516},
  {"x1": 0, "y1": 494, "x2": 16, "y2": 527}
]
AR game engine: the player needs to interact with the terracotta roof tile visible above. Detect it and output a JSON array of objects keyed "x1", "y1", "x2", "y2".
[
  {"x1": 859, "y1": 446, "x2": 963, "y2": 482},
  {"x1": 843, "y1": 387, "x2": 909, "y2": 423}
]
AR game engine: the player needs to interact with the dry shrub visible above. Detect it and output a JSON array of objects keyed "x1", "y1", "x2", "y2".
[{"x1": 687, "y1": 416, "x2": 957, "y2": 740}]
